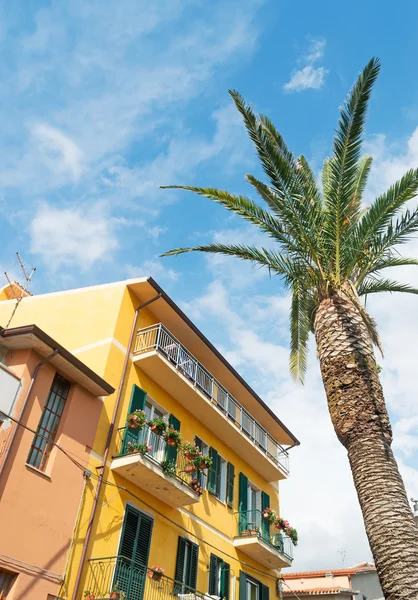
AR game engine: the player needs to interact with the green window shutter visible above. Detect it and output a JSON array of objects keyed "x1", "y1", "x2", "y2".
[
  {"x1": 174, "y1": 537, "x2": 187, "y2": 593},
  {"x1": 238, "y1": 473, "x2": 248, "y2": 532},
  {"x1": 189, "y1": 541, "x2": 199, "y2": 590},
  {"x1": 208, "y1": 554, "x2": 218, "y2": 595},
  {"x1": 261, "y1": 492, "x2": 270, "y2": 542},
  {"x1": 260, "y1": 583, "x2": 269, "y2": 600},
  {"x1": 115, "y1": 506, "x2": 152, "y2": 600},
  {"x1": 239, "y1": 572, "x2": 247, "y2": 600},
  {"x1": 208, "y1": 447, "x2": 219, "y2": 495},
  {"x1": 129, "y1": 385, "x2": 146, "y2": 412},
  {"x1": 226, "y1": 463, "x2": 235, "y2": 507},
  {"x1": 220, "y1": 561, "x2": 230, "y2": 600},
  {"x1": 165, "y1": 414, "x2": 181, "y2": 463},
  {"x1": 134, "y1": 513, "x2": 153, "y2": 566}
]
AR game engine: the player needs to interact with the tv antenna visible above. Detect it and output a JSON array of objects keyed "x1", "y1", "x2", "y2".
[
  {"x1": 4, "y1": 253, "x2": 36, "y2": 328},
  {"x1": 338, "y1": 550, "x2": 347, "y2": 566}
]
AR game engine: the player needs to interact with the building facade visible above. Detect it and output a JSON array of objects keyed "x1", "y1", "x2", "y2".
[
  {"x1": 283, "y1": 564, "x2": 383, "y2": 600},
  {"x1": 0, "y1": 321, "x2": 113, "y2": 599},
  {"x1": 0, "y1": 278, "x2": 299, "y2": 600}
]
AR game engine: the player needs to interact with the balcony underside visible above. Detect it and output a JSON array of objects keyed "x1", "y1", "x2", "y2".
[
  {"x1": 234, "y1": 536, "x2": 292, "y2": 569},
  {"x1": 133, "y1": 350, "x2": 287, "y2": 482},
  {"x1": 110, "y1": 453, "x2": 199, "y2": 508}
]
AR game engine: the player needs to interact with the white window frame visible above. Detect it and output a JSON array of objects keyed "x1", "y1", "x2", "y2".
[
  {"x1": 142, "y1": 395, "x2": 169, "y2": 462},
  {"x1": 218, "y1": 455, "x2": 227, "y2": 503}
]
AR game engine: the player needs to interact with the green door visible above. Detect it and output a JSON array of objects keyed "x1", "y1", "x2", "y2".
[{"x1": 114, "y1": 506, "x2": 153, "y2": 600}]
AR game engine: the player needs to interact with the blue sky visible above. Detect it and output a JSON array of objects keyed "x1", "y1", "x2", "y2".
[{"x1": 2, "y1": 0, "x2": 418, "y2": 571}]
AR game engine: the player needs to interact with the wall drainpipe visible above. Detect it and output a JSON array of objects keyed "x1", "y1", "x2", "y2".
[
  {"x1": 0, "y1": 348, "x2": 59, "y2": 483},
  {"x1": 71, "y1": 292, "x2": 162, "y2": 600}
]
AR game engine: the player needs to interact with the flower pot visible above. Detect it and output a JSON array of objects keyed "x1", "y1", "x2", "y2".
[
  {"x1": 85, "y1": 595, "x2": 96, "y2": 600},
  {"x1": 127, "y1": 447, "x2": 136, "y2": 454},
  {"x1": 250, "y1": 529, "x2": 258, "y2": 535},
  {"x1": 151, "y1": 424, "x2": 158, "y2": 432},
  {"x1": 167, "y1": 439, "x2": 176, "y2": 447},
  {"x1": 184, "y1": 464, "x2": 197, "y2": 473},
  {"x1": 110, "y1": 594, "x2": 120, "y2": 599},
  {"x1": 184, "y1": 451, "x2": 193, "y2": 459},
  {"x1": 241, "y1": 530, "x2": 250, "y2": 537},
  {"x1": 148, "y1": 571, "x2": 163, "y2": 581}
]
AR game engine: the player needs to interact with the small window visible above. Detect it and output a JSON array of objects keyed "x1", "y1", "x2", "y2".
[
  {"x1": 209, "y1": 554, "x2": 230, "y2": 600},
  {"x1": 27, "y1": 373, "x2": 70, "y2": 471},
  {"x1": 0, "y1": 567, "x2": 16, "y2": 598}
]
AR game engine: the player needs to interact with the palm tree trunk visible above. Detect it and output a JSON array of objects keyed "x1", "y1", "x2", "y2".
[{"x1": 314, "y1": 291, "x2": 418, "y2": 600}]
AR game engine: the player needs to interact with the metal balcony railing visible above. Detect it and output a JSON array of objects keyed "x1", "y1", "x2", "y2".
[
  {"x1": 134, "y1": 324, "x2": 290, "y2": 475},
  {"x1": 235, "y1": 510, "x2": 294, "y2": 562},
  {"x1": 114, "y1": 424, "x2": 200, "y2": 493},
  {"x1": 84, "y1": 556, "x2": 212, "y2": 600}
]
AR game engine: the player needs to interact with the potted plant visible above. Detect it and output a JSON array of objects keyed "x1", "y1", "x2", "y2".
[
  {"x1": 148, "y1": 565, "x2": 165, "y2": 581},
  {"x1": 184, "y1": 463, "x2": 198, "y2": 474},
  {"x1": 126, "y1": 409, "x2": 147, "y2": 430},
  {"x1": 165, "y1": 427, "x2": 181, "y2": 448},
  {"x1": 190, "y1": 479, "x2": 203, "y2": 495},
  {"x1": 126, "y1": 441, "x2": 139, "y2": 454},
  {"x1": 148, "y1": 417, "x2": 167, "y2": 436},
  {"x1": 110, "y1": 582, "x2": 126, "y2": 599},
  {"x1": 263, "y1": 507, "x2": 276, "y2": 524},
  {"x1": 84, "y1": 592, "x2": 95, "y2": 600},
  {"x1": 288, "y1": 527, "x2": 298, "y2": 546},
  {"x1": 194, "y1": 454, "x2": 212, "y2": 471},
  {"x1": 161, "y1": 459, "x2": 176, "y2": 477},
  {"x1": 250, "y1": 527, "x2": 259, "y2": 535},
  {"x1": 181, "y1": 441, "x2": 200, "y2": 460},
  {"x1": 138, "y1": 443, "x2": 152, "y2": 455}
]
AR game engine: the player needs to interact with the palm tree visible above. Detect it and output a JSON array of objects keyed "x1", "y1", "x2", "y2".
[{"x1": 161, "y1": 58, "x2": 418, "y2": 599}]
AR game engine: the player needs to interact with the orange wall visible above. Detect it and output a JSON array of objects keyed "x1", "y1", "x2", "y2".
[{"x1": 0, "y1": 348, "x2": 103, "y2": 600}]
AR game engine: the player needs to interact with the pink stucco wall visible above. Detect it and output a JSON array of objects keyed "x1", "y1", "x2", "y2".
[{"x1": 0, "y1": 348, "x2": 103, "y2": 599}]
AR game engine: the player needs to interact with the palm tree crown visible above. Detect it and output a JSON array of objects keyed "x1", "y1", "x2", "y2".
[{"x1": 161, "y1": 57, "x2": 418, "y2": 382}]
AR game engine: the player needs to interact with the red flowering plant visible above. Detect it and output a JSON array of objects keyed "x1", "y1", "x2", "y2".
[
  {"x1": 190, "y1": 479, "x2": 203, "y2": 496},
  {"x1": 274, "y1": 517, "x2": 298, "y2": 546},
  {"x1": 126, "y1": 410, "x2": 147, "y2": 430},
  {"x1": 262, "y1": 507, "x2": 276, "y2": 524}
]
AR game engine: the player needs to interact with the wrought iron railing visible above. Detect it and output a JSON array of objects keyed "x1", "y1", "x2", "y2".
[
  {"x1": 114, "y1": 424, "x2": 200, "y2": 493},
  {"x1": 84, "y1": 556, "x2": 212, "y2": 600},
  {"x1": 134, "y1": 324, "x2": 290, "y2": 475},
  {"x1": 235, "y1": 510, "x2": 294, "y2": 562}
]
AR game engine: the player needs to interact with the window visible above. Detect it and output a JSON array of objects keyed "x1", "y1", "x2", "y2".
[
  {"x1": 142, "y1": 396, "x2": 168, "y2": 462},
  {"x1": 209, "y1": 554, "x2": 230, "y2": 600},
  {"x1": 195, "y1": 436, "x2": 209, "y2": 489},
  {"x1": 27, "y1": 373, "x2": 70, "y2": 471},
  {"x1": 239, "y1": 573, "x2": 269, "y2": 600},
  {"x1": 174, "y1": 537, "x2": 199, "y2": 593},
  {"x1": 0, "y1": 567, "x2": 16, "y2": 598},
  {"x1": 208, "y1": 448, "x2": 234, "y2": 504}
]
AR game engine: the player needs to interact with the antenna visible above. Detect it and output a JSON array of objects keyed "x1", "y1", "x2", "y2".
[
  {"x1": 4, "y1": 253, "x2": 36, "y2": 328},
  {"x1": 338, "y1": 550, "x2": 347, "y2": 566}
]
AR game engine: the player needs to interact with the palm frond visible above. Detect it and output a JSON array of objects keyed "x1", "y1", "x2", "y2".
[
  {"x1": 161, "y1": 243, "x2": 306, "y2": 283},
  {"x1": 159, "y1": 185, "x2": 300, "y2": 254},
  {"x1": 361, "y1": 255, "x2": 418, "y2": 278},
  {"x1": 358, "y1": 278, "x2": 418, "y2": 296},
  {"x1": 323, "y1": 57, "x2": 381, "y2": 281},
  {"x1": 353, "y1": 155, "x2": 373, "y2": 206},
  {"x1": 290, "y1": 282, "x2": 311, "y2": 383}
]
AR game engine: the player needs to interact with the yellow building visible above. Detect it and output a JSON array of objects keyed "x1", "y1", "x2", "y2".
[{"x1": 0, "y1": 277, "x2": 299, "y2": 600}]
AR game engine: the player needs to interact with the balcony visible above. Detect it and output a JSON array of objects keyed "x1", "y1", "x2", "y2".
[
  {"x1": 133, "y1": 324, "x2": 289, "y2": 482},
  {"x1": 234, "y1": 510, "x2": 294, "y2": 569},
  {"x1": 84, "y1": 556, "x2": 212, "y2": 600},
  {"x1": 110, "y1": 424, "x2": 200, "y2": 508}
]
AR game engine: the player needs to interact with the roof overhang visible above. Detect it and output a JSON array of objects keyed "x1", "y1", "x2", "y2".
[{"x1": 0, "y1": 325, "x2": 114, "y2": 397}]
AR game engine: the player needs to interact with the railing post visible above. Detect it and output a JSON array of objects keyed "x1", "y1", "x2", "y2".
[{"x1": 155, "y1": 323, "x2": 161, "y2": 350}]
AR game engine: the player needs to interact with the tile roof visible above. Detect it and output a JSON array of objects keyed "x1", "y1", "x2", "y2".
[
  {"x1": 282, "y1": 588, "x2": 356, "y2": 596},
  {"x1": 284, "y1": 565, "x2": 376, "y2": 579}
]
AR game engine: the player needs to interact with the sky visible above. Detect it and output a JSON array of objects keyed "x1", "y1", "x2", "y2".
[{"x1": 1, "y1": 0, "x2": 418, "y2": 572}]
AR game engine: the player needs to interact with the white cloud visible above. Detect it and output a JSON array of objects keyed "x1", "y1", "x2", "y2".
[
  {"x1": 31, "y1": 122, "x2": 84, "y2": 179},
  {"x1": 284, "y1": 65, "x2": 328, "y2": 92},
  {"x1": 284, "y1": 37, "x2": 328, "y2": 92},
  {"x1": 30, "y1": 202, "x2": 118, "y2": 270}
]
